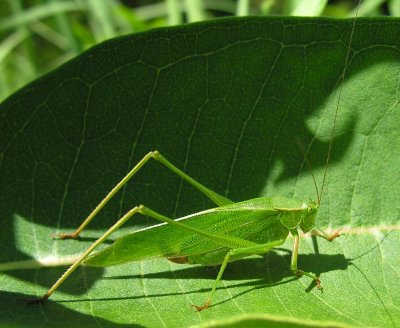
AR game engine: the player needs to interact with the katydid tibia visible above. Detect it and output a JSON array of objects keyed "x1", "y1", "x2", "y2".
[{"x1": 30, "y1": 3, "x2": 361, "y2": 312}]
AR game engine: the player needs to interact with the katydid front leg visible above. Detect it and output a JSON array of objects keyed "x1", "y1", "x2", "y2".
[
  {"x1": 289, "y1": 228, "x2": 340, "y2": 290},
  {"x1": 313, "y1": 228, "x2": 341, "y2": 241},
  {"x1": 53, "y1": 150, "x2": 232, "y2": 239},
  {"x1": 290, "y1": 229, "x2": 322, "y2": 289}
]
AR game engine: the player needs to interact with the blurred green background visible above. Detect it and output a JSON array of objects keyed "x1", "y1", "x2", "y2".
[{"x1": 0, "y1": 0, "x2": 398, "y2": 102}]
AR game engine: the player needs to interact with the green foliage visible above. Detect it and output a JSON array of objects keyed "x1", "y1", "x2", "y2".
[{"x1": 1, "y1": 15, "x2": 400, "y2": 328}]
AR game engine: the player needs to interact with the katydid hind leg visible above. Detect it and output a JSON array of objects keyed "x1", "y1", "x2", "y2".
[
  {"x1": 31, "y1": 206, "x2": 144, "y2": 303},
  {"x1": 54, "y1": 150, "x2": 232, "y2": 239},
  {"x1": 33, "y1": 203, "x2": 260, "y2": 303}
]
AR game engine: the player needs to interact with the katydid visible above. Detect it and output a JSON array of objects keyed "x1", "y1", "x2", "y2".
[{"x1": 30, "y1": 4, "x2": 361, "y2": 312}]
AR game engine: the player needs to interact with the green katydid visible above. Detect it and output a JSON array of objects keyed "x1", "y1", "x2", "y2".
[{"x1": 29, "y1": 4, "x2": 362, "y2": 312}]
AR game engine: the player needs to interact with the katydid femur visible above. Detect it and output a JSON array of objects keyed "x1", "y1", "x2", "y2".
[{"x1": 30, "y1": 4, "x2": 361, "y2": 312}]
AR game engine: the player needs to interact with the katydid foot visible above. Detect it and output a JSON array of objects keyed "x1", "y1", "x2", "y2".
[
  {"x1": 293, "y1": 269, "x2": 322, "y2": 290},
  {"x1": 192, "y1": 298, "x2": 211, "y2": 311}
]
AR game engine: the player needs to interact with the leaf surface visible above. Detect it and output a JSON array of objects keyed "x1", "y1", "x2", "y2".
[{"x1": 1, "y1": 17, "x2": 399, "y2": 328}]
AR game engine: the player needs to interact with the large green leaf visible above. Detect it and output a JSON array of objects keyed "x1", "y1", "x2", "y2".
[{"x1": 1, "y1": 16, "x2": 399, "y2": 328}]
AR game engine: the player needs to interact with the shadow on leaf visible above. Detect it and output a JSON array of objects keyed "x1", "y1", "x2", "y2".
[{"x1": 0, "y1": 291, "x2": 143, "y2": 328}]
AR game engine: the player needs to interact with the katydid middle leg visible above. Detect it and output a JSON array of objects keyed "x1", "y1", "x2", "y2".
[
  {"x1": 54, "y1": 150, "x2": 233, "y2": 239},
  {"x1": 192, "y1": 239, "x2": 286, "y2": 311}
]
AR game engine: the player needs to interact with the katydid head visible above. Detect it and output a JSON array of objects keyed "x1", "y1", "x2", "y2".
[{"x1": 300, "y1": 201, "x2": 319, "y2": 233}]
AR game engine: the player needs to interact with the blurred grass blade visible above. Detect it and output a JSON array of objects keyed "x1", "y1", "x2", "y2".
[
  {"x1": 0, "y1": 1, "x2": 85, "y2": 32},
  {"x1": 0, "y1": 30, "x2": 28, "y2": 63},
  {"x1": 166, "y1": 0, "x2": 183, "y2": 25},
  {"x1": 184, "y1": 0, "x2": 206, "y2": 22},
  {"x1": 236, "y1": 0, "x2": 250, "y2": 16},
  {"x1": 48, "y1": 0, "x2": 83, "y2": 54},
  {"x1": 86, "y1": 0, "x2": 117, "y2": 41},
  {"x1": 351, "y1": 0, "x2": 386, "y2": 16},
  {"x1": 389, "y1": 0, "x2": 400, "y2": 16},
  {"x1": 290, "y1": 0, "x2": 328, "y2": 16}
]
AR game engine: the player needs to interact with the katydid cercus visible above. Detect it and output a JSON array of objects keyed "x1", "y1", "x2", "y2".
[{"x1": 29, "y1": 6, "x2": 361, "y2": 312}]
